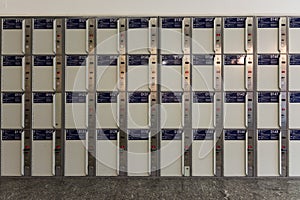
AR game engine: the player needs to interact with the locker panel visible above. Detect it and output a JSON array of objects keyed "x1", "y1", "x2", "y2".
[
  {"x1": 2, "y1": 19, "x2": 24, "y2": 55},
  {"x1": 289, "y1": 92, "x2": 300, "y2": 128},
  {"x1": 161, "y1": 55, "x2": 183, "y2": 92},
  {"x1": 192, "y1": 55, "x2": 214, "y2": 91},
  {"x1": 128, "y1": 18, "x2": 150, "y2": 54},
  {"x1": 192, "y1": 18, "x2": 214, "y2": 54},
  {"x1": 96, "y1": 92, "x2": 118, "y2": 128},
  {"x1": 65, "y1": 18, "x2": 88, "y2": 54},
  {"x1": 128, "y1": 92, "x2": 150, "y2": 129},
  {"x1": 128, "y1": 55, "x2": 150, "y2": 91},
  {"x1": 97, "y1": 18, "x2": 118, "y2": 54},
  {"x1": 224, "y1": 17, "x2": 246, "y2": 54},
  {"x1": 1, "y1": 56, "x2": 24, "y2": 92},
  {"x1": 161, "y1": 92, "x2": 183, "y2": 128},
  {"x1": 32, "y1": 93, "x2": 54, "y2": 129},
  {"x1": 257, "y1": 92, "x2": 280, "y2": 128},
  {"x1": 32, "y1": 56, "x2": 55, "y2": 91},
  {"x1": 289, "y1": 55, "x2": 300, "y2": 91},
  {"x1": 224, "y1": 55, "x2": 246, "y2": 91},
  {"x1": 65, "y1": 92, "x2": 87, "y2": 129},
  {"x1": 65, "y1": 55, "x2": 88, "y2": 91},
  {"x1": 1, "y1": 93, "x2": 24, "y2": 129},
  {"x1": 257, "y1": 17, "x2": 279, "y2": 53},
  {"x1": 192, "y1": 92, "x2": 214, "y2": 128},
  {"x1": 96, "y1": 55, "x2": 118, "y2": 91},
  {"x1": 33, "y1": 19, "x2": 55, "y2": 54},
  {"x1": 289, "y1": 130, "x2": 300, "y2": 176},
  {"x1": 289, "y1": 18, "x2": 300, "y2": 53},
  {"x1": 161, "y1": 18, "x2": 183, "y2": 54}
]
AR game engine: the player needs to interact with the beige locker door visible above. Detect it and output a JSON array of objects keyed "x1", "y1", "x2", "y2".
[
  {"x1": 257, "y1": 17, "x2": 279, "y2": 54},
  {"x1": 161, "y1": 92, "x2": 183, "y2": 129},
  {"x1": 33, "y1": 19, "x2": 55, "y2": 55},
  {"x1": 192, "y1": 18, "x2": 214, "y2": 54},
  {"x1": 289, "y1": 18, "x2": 300, "y2": 53},
  {"x1": 32, "y1": 56, "x2": 55, "y2": 92},
  {"x1": 65, "y1": 18, "x2": 88, "y2": 54},
  {"x1": 32, "y1": 93, "x2": 55, "y2": 129},
  {"x1": 161, "y1": 55, "x2": 183, "y2": 92},
  {"x1": 289, "y1": 92, "x2": 300, "y2": 129},
  {"x1": 1, "y1": 56, "x2": 24, "y2": 92},
  {"x1": 97, "y1": 18, "x2": 118, "y2": 54},
  {"x1": 289, "y1": 55, "x2": 300, "y2": 91},
  {"x1": 128, "y1": 18, "x2": 150, "y2": 54},
  {"x1": 1, "y1": 93, "x2": 24, "y2": 129},
  {"x1": 96, "y1": 92, "x2": 118, "y2": 128},
  {"x1": 2, "y1": 19, "x2": 24, "y2": 55},
  {"x1": 128, "y1": 55, "x2": 150, "y2": 91},
  {"x1": 161, "y1": 18, "x2": 183, "y2": 54},
  {"x1": 289, "y1": 130, "x2": 300, "y2": 176},
  {"x1": 96, "y1": 55, "x2": 118, "y2": 92},
  {"x1": 224, "y1": 17, "x2": 246, "y2": 54},
  {"x1": 192, "y1": 55, "x2": 214, "y2": 91},
  {"x1": 224, "y1": 55, "x2": 246, "y2": 91},
  {"x1": 128, "y1": 92, "x2": 150, "y2": 129}
]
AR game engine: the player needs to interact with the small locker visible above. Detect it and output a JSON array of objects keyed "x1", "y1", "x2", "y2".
[
  {"x1": 224, "y1": 130, "x2": 247, "y2": 176},
  {"x1": 161, "y1": 55, "x2": 183, "y2": 92},
  {"x1": 224, "y1": 92, "x2": 247, "y2": 129},
  {"x1": 161, "y1": 18, "x2": 183, "y2": 54},
  {"x1": 289, "y1": 92, "x2": 300, "y2": 128},
  {"x1": 128, "y1": 129, "x2": 150, "y2": 176},
  {"x1": 192, "y1": 129, "x2": 215, "y2": 176},
  {"x1": 96, "y1": 92, "x2": 118, "y2": 128},
  {"x1": 289, "y1": 55, "x2": 300, "y2": 91},
  {"x1": 289, "y1": 130, "x2": 300, "y2": 176},
  {"x1": 1, "y1": 93, "x2": 24, "y2": 129},
  {"x1": 128, "y1": 18, "x2": 151, "y2": 54},
  {"x1": 192, "y1": 55, "x2": 214, "y2": 91},
  {"x1": 128, "y1": 92, "x2": 150, "y2": 129},
  {"x1": 161, "y1": 129, "x2": 183, "y2": 176},
  {"x1": 1, "y1": 130, "x2": 23, "y2": 176},
  {"x1": 1, "y1": 56, "x2": 24, "y2": 92},
  {"x1": 65, "y1": 18, "x2": 88, "y2": 54},
  {"x1": 289, "y1": 18, "x2": 300, "y2": 53},
  {"x1": 33, "y1": 19, "x2": 55, "y2": 55},
  {"x1": 192, "y1": 18, "x2": 215, "y2": 54},
  {"x1": 65, "y1": 129, "x2": 88, "y2": 176},
  {"x1": 192, "y1": 92, "x2": 215, "y2": 128},
  {"x1": 128, "y1": 55, "x2": 150, "y2": 91},
  {"x1": 32, "y1": 56, "x2": 55, "y2": 91},
  {"x1": 2, "y1": 19, "x2": 24, "y2": 55},
  {"x1": 257, "y1": 130, "x2": 280, "y2": 176},
  {"x1": 223, "y1": 55, "x2": 246, "y2": 91},
  {"x1": 97, "y1": 18, "x2": 118, "y2": 54},
  {"x1": 161, "y1": 92, "x2": 183, "y2": 129},
  {"x1": 96, "y1": 129, "x2": 118, "y2": 176},
  {"x1": 32, "y1": 130, "x2": 55, "y2": 176},
  {"x1": 65, "y1": 55, "x2": 88, "y2": 91},
  {"x1": 257, "y1": 17, "x2": 279, "y2": 54},
  {"x1": 96, "y1": 55, "x2": 118, "y2": 91},
  {"x1": 32, "y1": 93, "x2": 55, "y2": 129},
  {"x1": 65, "y1": 92, "x2": 88, "y2": 129}
]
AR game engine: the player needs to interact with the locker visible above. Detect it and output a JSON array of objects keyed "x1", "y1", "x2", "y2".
[
  {"x1": 1, "y1": 93, "x2": 24, "y2": 129},
  {"x1": 257, "y1": 17, "x2": 279, "y2": 54},
  {"x1": 65, "y1": 55, "x2": 88, "y2": 91},
  {"x1": 96, "y1": 92, "x2": 118, "y2": 128},
  {"x1": 192, "y1": 129, "x2": 215, "y2": 176},
  {"x1": 65, "y1": 129, "x2": 88, "y2": 176},
  {"x1": 161, "y1": 55, "x2": 183, "y2": 92},
  {"x1": 65, "y1": 92, "x2": 88, "y2": 129},
  {"x1": 289, "y1": 55, "x2": 300, "y2": 91},
  {"x1": 1, "y1": 56, "x2": 24, "y2": 92},
  {"x1": 289, "y1": 130, "x2": 300, "y2": 176},
  {"x1": 32, "y1": 56, "x2": 55, "y2": 91},
  {"x1": 2, "y1": 19, "x2": 24, "y2": 55},
  {"x1": 128, "y1": 55, "x2": 150, "y2": 91},
  {"x1": 257, "y1": 92, "x2": 280, "y2": 128},
  {"x1": 289, "y1": 18, "x2": 300, "y2": 53},
  {"x1": 97, "y1": 18, "x2": 119, "y2": 54},
  {"x1": 128, "y1": 92, "x2": 150, "y2": 129},
  {"x1": 192, "y1": 18, "x2": 214, "y2": 54},
  {"x1": 96, "y1": 55, "x2": 118, "y2": 91},
  {"x1": 128, "y1": 18, "x2": 151, "y2": 54},
  {"x1": 1, "y1": 130, "x2": 23, "y2": 176},
  {"x1": 224, "y1": 92, "x2": 247, "y2": 129},
  {"x1": 161, "y1": 129, "x2": 183, "y2": 176},
  {"x1": 32, "y1": 130, "x2": 55, "y2": 176},
  {"x1": 161, "y1": 92, "x2": 183, "y2": 129},
  {"x1": 33, "y1": 19, "x2": 55, "y2": 55},
  {"x1": 192, "y1": 55, "x2": 214, "y2": 91},
  {"x1": 128, "y1": 129, "x2": 150, "y2": 176},
  {"x1": 289, "y1": 92, "x2": 300, "y2": 128},
  {"x1": 257, "y1": 130, "x2": 280, "y2": 176},
  {"x1": 223, "y1": 55, "x2": 246, "y2": 91},
  {"x1": 192, "y1": 92, "x2": 215, "y2": 128},
  {"x1": 65, "y1": 18, "x2": 88, "y2": 54},
  {"x1": 32, "y1": 93, "x2": 55, "y2": 129},
  {"x1": 161, "y1": 18, "x2": 183, "y2": 54},
  {"x1": 96, "y1": 129, "x2": 118, "y2": 176},
  {"x1": 223, "y1": 130, "x2": 247, "y2": 176}
]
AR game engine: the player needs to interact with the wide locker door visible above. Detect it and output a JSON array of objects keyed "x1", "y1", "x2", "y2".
[
  {"x1": 128, "y1": 92, "x2": 150, "y2": 129},
  {"x1": 224, "y1": 55, "x2": 246, "y2": 91},
  {"x1": 289, "y1": 130, "x2": 300, "y2": 176},
  {"x1": 128, "y1": 55, "x2": 150, "y2": 91},
  {"x1": 289, "y1": 55, "x2": 300, "y2": 91},
  {"x1": 32, "y1": 130, "x2": 55, "y2": 176},
  {"x1": 289, "y1": 92, "x2": 300, "y2": 129},
  {"x1": 65, "y1": 129, "x2": 88, "y2": 176},
  {"x1": 32, "y1": 93, "x2": 55, "y2": 129},
  {"x1": 65, "y1": 18, "x2": 88, "y2": 54},
  {"x1": 192, "y1": 129, "x2": 215, "y2": 176},
  {"x1": 2, "y1": 19, "x2": 24, "y2": 55},
  {"x1": 96, "y1": 129, "x2": 118, "y2": 176},
  {"x1": 65, "y1": 55, "x2": 88, "y2": 91},
  {"x1": 1, "y1": 130, "x2": 23, "y2": 176},
  {"x1": 161, "y1": 18, "x2": 183, "y2": 54},
  {"x1": 33, "y1": 19, "x2": 55, "y2": 55},
  {"x1": 192, "y1": 92, "x2": 215, "y2": 128},
  {"x1": 96, "y1": 55, "x2": 118, "y2": 91},
  {"x1": 257, "y1": 130, "x2": 280, "y2": 176},
  {"x1": 128, "y1": 129, "x2": 150, "y2": 176},
  {"x1": 161, "y1": 55, "x2": 183, "y2": 92},
  {"x1": 2, "y1": 93, "x2": 24, "y2": 129},
  {"x1": 224, "y1": 130, "x2": 247, "y2": 176},
  {"x1": 96, "y1": 92, "x2": 118, "y2": 128},
  {"x1": 289, "y1": 18, "x2": 300, "y2": 53},
  {"x1": 161, "y1": 92, "x2": 183, "y2": 129},
  {"x1": 1, "y1": 56, "x2": 24, "y2": 92},
  {"x1": 161, "y1": 129, "x2": 183, "y2": 176},
  {"x1": 32, "y1": 56, "x2": 55, "y2": 91},
  {"x1": 97, "y1": 18, "x2": 118, "y2": 54}
]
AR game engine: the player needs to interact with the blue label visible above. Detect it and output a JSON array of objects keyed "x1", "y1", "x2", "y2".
[
  {"x1": 258, "y1": 17, "x2": 279, "y2": 28},
  {"x1": 193, "y1": 129, "x2": 214, "y2": 140},
  {"x1": 128, "y1": 129, "x2": 149, "y2": 140},
  {"x1": 225, "y1": 92, "x2": 246, "y2": 103},
  {"x1": 258, "y1": 130, "x2": 280, "y2": 140},
  {"x1": 162, "y1": 18, "x2": 183, "y2": 28},
  {"x1": 34, "y1": 56, "x2": 54, "y2": 66},
  {"x1": 290, "y1": 130, "x2": 300, "y2": 140},
  {"x1": 290, "y1": 18, "x2": 300, "y2": 28},
  {"x1": 129, "y1": 18, "x2": 148, "y2": 29},
  {"x1": 66, "y1": 55, "x2": 87, "y2": 66},
  {"x1": 162, "y1": 92, "x2": 182, "y2": 103},
  {"x1": 129, "y1": 92, "x2": 149, "y2": 103},
  {"x1": 224, "y1": 130, "x2": 246, "y2": 140},
  {"x1": 2, "y1": 93, "x2": 22, "y2": 103},
  {"x1": 97, "y1": 92, "x2": 117, "y2": 103},
  {"x1": 290, "y1": 92, "x2": 300, "y2": 103},
  {"x1": 66, "y1": 92, "x2": 86, "y2": 103},
  {"x1": 98, "y1": 18, "x2": 117, "y2": 29},
  {"x1": 224, "y1": 55, "x2": 245, "y2": 65},
  {"x1": 193, "y1": 55, "x2": 214, "y2": 65},
  {"x1": 3, "y1": 56, "x2": 23, "y2": 66},
  {"x1": 193, "y1": 92, "x2": 214, "y2": 103},
  {"x1": 33, "y1": 93, "x2": 53, "y2": 103},
  {"x1": 34, "y1": 19, "x2": 53, "y2": 29},
  {"x1": 289, "y1": 54, "x2": 300, "y2": 65},
  {"x1": 193, "y1": 18, "x2": 214, "y2": 28},
  {"x1": 162, "y1": 55, "x2": 182, "y2": 65},
  {"x1": 258, "y1": 54, "x2": 279, "y2": 65},
  {"x1": 162, "y1": 129, "x2": 182, "y2": 140},
  {"x1": 67, "y1": 18, "x2": 86, "y2": 29},
  {"x1": 3, "y1": 19, "x2": 22, "y2": 29},
  {"x1": 66, "y1": 129, "x2": 87, "y2": 140},
  {"x1": 2, "y1": 130, "x2": 22, "y2": 140},
  {"x1": 225, "y1": 17, "x2": 246, "y2": 28},
  {"x1": 97, "y1": 55, "x2": 118, "y2": 66},
  {"x1": 128, "y1": 55, "x2": 149, "y2": 65},
  {"x1": 97, "y1": 129, "x2": 118, "y2": 140},
  {"x1": 33, "y1": 129, "x2": 54, "y2": 140},
  {"x1": 258, "y1": 92, "x2": 279, "y2": 103}
]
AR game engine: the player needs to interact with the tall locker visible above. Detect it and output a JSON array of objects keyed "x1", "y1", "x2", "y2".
[
  {"x1": 32, "y1": 93, "x2": 55, "y2": 129},
  {"x1": 160, "y1": 18, "x2": 183, "y2": 54},
  {"x1": 2, "y1": 19, "x2": 25, "y2": 55},
  {"x1": 192, "y1": 55, "x2": 215, "y2": 91},
  {"x1": 289, "y1": 55, "x2": 300, "y2": 91},
  {"x1": 32, "y1": 19, "x2": 55, "y2": 55},
  {"x1": 1, "y1": 93, "x2": 24, "y2": 129},
  {"x1": 128, "y1": 55, "x2": 150, "y2": 91},
  {"x1": 65, "y1": 55, "x2": 88, "y2": 91},
  {"x1": 289, "y1": 18, "x2": 300, "y2": 53},
  {"x1": 128, "y1": 92, "x2": 150, "y2": 129},
  {"x1": 1, "y1": 56, "x2": 24, "y2": 92},
  {"x1": 96, "y1": 92, "x2": 118, "y2": 129},
  {"x1": 161, "y1": 55, "x2": 183, "y2": 92},
  {"x1": 96, "y1": 55, "x2": 118, "y2": 91},
  {"x1": 97, "y1": 18, "x2": 119, "y2": 54},
  {"x1": 32, "y1": 56, "x2": 55, "y2": 92},
  {"x1": 65, "y1": 18, "x2": 88, "y2": 54}
]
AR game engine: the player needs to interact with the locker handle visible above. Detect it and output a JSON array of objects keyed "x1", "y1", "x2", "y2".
[
  {"x1": 278, "y1": 93, "x2": 282, "y2": 128},
  {"x1": 278, "y1": 18, "x2": 282, "y2": 53},
  {"x1": 85, "y1": 132, "x2": 89, "y2": 176},
  {"x1": 116, "y1": 94, "x2": 120, "y2": 127},
  {"x1": 245, "y1": 93, "x2": 248, "y2": 128},
  {"x1": 148, "y1": 57, "x2": 152, "y2": 91},
  {"x1": 21, "y1": 57, "x2": 25, "y2": 92},
  {"x1": 244, "y1": 57, "x2": 248, "y2": 90},
  {"x1": 279, "y1": 131, "x2": 282, "y2": 176},
  {"x1": 181, "y1": 131, "x2": 185, "y2": 176},
  {"x1": 52, "y1": 131, "x2": 56, "y2": 176},
  {"x1": 21, "y1": 131, "x2": 25, "y2": 176},
  {"x1": 117, "y1": 19, "x2": 120, "y2": 54},
  {"x1": 53, "y1": 19, "x2": 57, "y2": 54},
  {"x1": 181, "y1": 95, "x2": 185, "y2": 128},
  {"x1": 213, "y1": 131, "x2": 216, "y2": 176},
  {"x1": 278, "y1": 56, "x2": 282, "y2": 90},
  {"x1": 85, "y1": 58, "x2": 89, "y2": 91},
  {"x1": 148, "y1": 131, "x2": 151, "y2": 175},
  {"x1": 213, "y1": 18, "x2": 217, "y2": 53},
  {"x1": 245, "y1": 131, "x2": 248, "y2": 176},
  {"x1": 85, "y1": 19, "x2": 89, "y2": 54},
  {"x1": 181, "y1": 19, "x2": 185, "y2": 53},
  {"x1": 148, "y1": 19, "x2": 152, "y2": 53},
  {"x1": 148, "y1": 94, "x2": 151, "y2": 128},
  {"x1": 21, "y1": 94, "x2": 25, "y2": 128},
  {"x1": 213, "y1": 56, "x2": 217, "y2": 90},
  {"x1": 22, "y1": 20, "x2": 25, "y2": 54},
  {"x1": 53, "y1": 57, "x2": 56, "y2": 91},
  {"x1": 213, "y1": 93, "x2": 217, "y2": 128},
  {"x1": 181, "y1": 61, "x2": 185, "y2": 91},
  {"x1": 117, "y1": 56, "x2": 120, "y2": 91},
  {"x1": 244, "y1": 18, "x2": 248, "y2": 53},
  {"x1": 52, "y1": 94, "x2": 56, "y2": 128},
  {"x1": 116, "y1": 131, "x2": 120, "y2": 175},
  {"x1": 85, "y1": 94, "x2": 89, "y2": 128}
]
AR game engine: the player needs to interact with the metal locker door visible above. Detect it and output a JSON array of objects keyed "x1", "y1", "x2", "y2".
[
  {"x1": 192, "y1": 55, "x2": 215, "y2": 91},
  {"x1": 32, "y1": 93, "x2": 55, "y2": 129},
  {"x1": 96, "y1": 129, "x2": 118, "y2": 176},
  {"x1": 128, "y1": 55, "x2": 150, "y2": 91},
  {"x1": 224, "y1": 130, "x2": 247, "y2": 176},
  {"x1": 1, "y1": 56, "x2": 24, "y2": 92},
  {"x1": 161, "y1": 18, "x2": 183, "y2": 54},
  {"x1": 97, "y1": 18, "x2": 118, "y2": 54},
  {"x1": 192, "y1": 129, "x2": 215, "y2": 176},
  {"x1": 192, "y1": 92, "x2": 215, "y2": 128},
  {"x1": 65, "y1": 55, "x2": 88, "y2": 91},
  {"x1": 1, "y1": 130, "x2": 23, "y2": 176},
  {"x1": 289, "y1": 18, "x2": 300, "y2": 53},
  {"x1": 1, "y1": 93, "x2": 24, "y2": 129},
  {"x1": 257, "y1": 130, "x2": 280, "y2": 176},
  {"x1": 161, "y1": 129, "x2": 183, "y2": 176},
  {"x1": 33, "y1": 19, "x2": 55, "y2": 55},
  {"x1": 65, "y1": 92, "x2": 88, "y2": 129},
  {"x1": 224, "y1": 92, "x2": 247, "y2": 129},
  {"x1": 289, "y1": 55, "x2": 300, "y2": 91},
  {"x1": 32, "y1": 130, "x2": 55, "y2": 176},
  {"x1": 32, "y1": 56, "x2": 55, "y2": 92},
  {"x1": 65, "y1": 18, "x2": 88, "y2": 54},
  {"x1": 224, "y1": 55, "x2": 246, "y2": 91},
  {"x1": 289, "y1": 92, "x2": 300, "y2": 129},
  {"x1": 289, "y1": 130, "x2": 300, "y2": 176},
  {"x1": 161, "y1": 55, "x2": 183, "y2": 92},
  {"x1": 128, "y1": 92, "x2": 150, "y2": 129},
  {"x1": 2, "y1": 19, "x2": 24, "y2": 55},
  {"x1": 65, "y1": 129, "x2": 88, "y2": 176},
  {"x1": 96, "y1": 55, "x2": 118, "y2": 91},
  {"x1": 128, "y1": 129, "x2": 150, "y2": 176},
  {"x1": 96, "y1": 92, "x2": 118, "y2": 128},
  {"x1": 128, "y1": 18, "x2": 150, "y2": 54},
  {"x1": 192, "y1": 18, "x2": 215, "y2": 54},
  {"x1": 161, "y1": 92, "x2": 183, "y2": 129}
]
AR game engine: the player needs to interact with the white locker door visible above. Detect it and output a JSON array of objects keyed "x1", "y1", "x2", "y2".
[
  {"x1": 1, "y1": 130, "x2": 23, "y2": 176},
  {"x1": 96, "y1": 92, "x2": 118, "y2": 128},
  {"x1": 32, "y1": 130, "x2": 55, "y2": 176},
  {"x1": 192, "y1": 55, "x2": 214, "y2": 91},
  {"x1": 65, "y1": 92, "x2": 88, "y2": 129},
  {"x1": 224, "y1": 55, "x2": 246, "y2": 91},
  {"x1": 192, "y1": 129, "x2": 215, "y2": 176},
  {"x1": 66, "y1": 55, "x2": 88, "y2": 91},
  {"x1": 224, "y1": 17, "x2": 246, "y2": 54},
  {"x1": 128, "y1": 92, "x2": 150, "y2": 129},
  {"x1": 257, "y1": 17, "x2": 279, "y2": 53},
  {"x1": 257, "y1": 92, "x2": 280, "y2": 129},
  {"x1": 161, "y1": 55, "x2": 183, "y2": 92},
  {"x1": 289, "y1": 92, "x2": 300, "y2": 129},
  {"x1": 224, "y1": 92, "x2": 247, "y2": 129},
  {"x1": 161, "y1": 18, "x2": 183, "y2": 54},
  {"x1": 257, "y1": 130, "x2": 280, "y2": 176},
  {"x1": 97, "y1": 18, "x2": 118, "y2": 54},
  {"x1": 2, "y1": 93, "x2": 24, "y2": 129},
  {"x1": 161, "y1": 92, "x2": 183, "y2": 129},
  {"x1": 65, "y1": 18, "x2": 88, "y2": 54},
  {"x1": 289, "y1": 18, "x2": 300, "y2": 53},
  {"x1": 33, "y1": 19, "x2": 55, "y2": 55},
  {"x1": 2, "y1": 19, "x2": 24, "y2": 55},
  {"x1": 289, "y1": 55, "x2": 300, "y2": 91},
  {"x1": 128, "y1": 130, "x2": 150, "y2": 176},
  {"x1": 32, "y1": 56, "x2": 55, "y2": 91},
  {"x1": 128, "y1": 55, "x2": 150, "y2": 91},
  {"x1": 161, "y1": 129, "x2": 183, "y2": 176},
  {"x1": 1, "y1": 56, "x2": 24, "y2": 92},
  {"x1": 192, "y1": 92, "x2": 215, "y2": 128},
  {"x1": 96, "y1": 55, "x2": 118, "y2": 91},
  {"x1": 257, "y1": 54, "x2": 280, "y2": 91},
  {"x1": 224, "y1": 130, "x2": 247, "y2": 176},
  {"x1": 128, "y1": 18, "x2": 150, "y2": 54},
  {"x1": 289, "y1": 130, "x2": 300, "y2": 176},
  {"x1": 32, "y1": 93, "x2": 54, "y2": 129},
  {"x1": 96, "y1": 129, "x2": 118, "y2": 176},
  {"x1": 192, "y1": 18, "x2": 214, "y2": 54}
]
